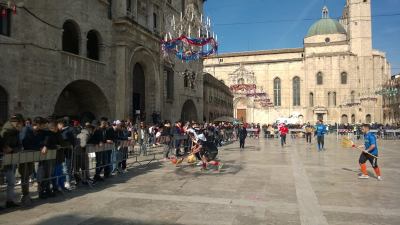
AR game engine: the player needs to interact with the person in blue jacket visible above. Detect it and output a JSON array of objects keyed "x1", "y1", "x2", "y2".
[
  {"x1": 314, "y1": 120, "x2": 326, "y2": 151},
  {"x1": 358, "y1": 124, "x2": 381, "y2": 180}
]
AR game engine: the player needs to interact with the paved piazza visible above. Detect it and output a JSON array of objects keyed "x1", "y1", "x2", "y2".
[{"x1": 0, "y1": 136, "x2": 399, "y2": 225}]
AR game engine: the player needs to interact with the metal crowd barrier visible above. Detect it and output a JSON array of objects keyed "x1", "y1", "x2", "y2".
[
  {"x1": 1, "y1": 150, "x2": 57, "y2": 166},
  {"x1": 1, "y1": 134, "x2": 195, "y2": 194}
]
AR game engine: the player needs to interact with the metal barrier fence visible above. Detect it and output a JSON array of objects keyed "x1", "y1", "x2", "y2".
[{"x1": 0, "y1": 134, "x2": 195, "y2": 204}]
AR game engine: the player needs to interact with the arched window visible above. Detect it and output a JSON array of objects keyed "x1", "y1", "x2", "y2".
[
  {"x1": 351, "y1": 91, "x2": 355, "y2": 103},
  {"x1": 341, "y1": 72, "x2": 348, "y2": 84},
  {"x1": 333, "y1": 92, "x2": 337, "y2": 106},
  {"x1": 341, "y1": 114, "x2": 348, "y2": 124},
  {"x1": 0, "y1": 86, "x2": 8, "y2": 125},
  {"x1": 328, "y1": 92, "x2": 331, "y2": 106},
  {"x1": 292, "y1": 77, "x2": 301, "y2": 106},
  {"x1": 238, "y1": 78, "x2": 245, "y2": 84},
  {"x1": 274, "y1": 78, "x2": 281, "y2": 106},
  {"x1": 366, "y1": 114, "x2": 372, "y2": 123},
  {"x1": 87, "y1": 30, "x2": 101, "y2": 60},
  {"x1": 309, "y1": 92, "x2": 314, "y2": 107},
  {"x1": 184, "y1": 74, "x2": 189, "y2": 88},
  {"x1": 351, "y1": 114, "x2": 356, "y2": 124},
  {"x1": 316, "y1": 72, "x2": 323, "y2": 85},
  {"x1": 62, "y1": 20, "x2": 80, "y2": 54}
]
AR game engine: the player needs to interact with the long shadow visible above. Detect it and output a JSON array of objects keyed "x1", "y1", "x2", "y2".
[
  {"x1": 222, "y1": 146, "x2": 260, "y2": 152},
  {"x1": 0, "y1": 161, "x2": 164, "y2": 214},
  {"x1": 341, "y1": 167, "x2": 377, "y2": 178},
  {"x1": 22, "y1": 214, "x2": 185, "y2": 225},
  {"x1": 173, "y1": 159, "x2": 243, "y2": 177}
]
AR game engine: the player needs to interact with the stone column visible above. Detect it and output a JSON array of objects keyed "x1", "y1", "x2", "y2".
[{"x1": 115, "y1": 45, "x2": 129, "y2": 119}]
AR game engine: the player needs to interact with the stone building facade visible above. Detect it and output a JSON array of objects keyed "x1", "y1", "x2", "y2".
[
  {"x1": 204, "y1": 0, "x2": 391, "y2": 125},
  {"x1": 203, "y1": 73, "x2": 234, "y2": 122},
  {"x1": 0, "y1": 0, "x2": 205, "y2": 125},
  {"x1": 383, "y1": 74, "x2": 400, "y2": 124}
]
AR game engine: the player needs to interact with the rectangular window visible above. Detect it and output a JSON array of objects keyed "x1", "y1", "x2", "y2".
[
  {"x1": 165, "y1": 67, "x2": 174, "y2": 100},
  {"x1": 127, "y1": 0, "x2": 132, "y2": 12},
  {"x1": 153, "y1": 12, "x2": 157, "y2": 29},
  {"x1": 0, "y1": 8, "x2": 11, "y2": 36},
  {"x1": 107, "y1": 0, "x2": 112, "y2": 20}
]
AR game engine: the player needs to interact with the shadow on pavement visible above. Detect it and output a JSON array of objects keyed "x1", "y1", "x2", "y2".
[
  {"x1": 29, "y1": 214, "x2": 184, "y2": 225},
  {"x1": 0, "y1": 161, "x2": 164, "y2": 215}
]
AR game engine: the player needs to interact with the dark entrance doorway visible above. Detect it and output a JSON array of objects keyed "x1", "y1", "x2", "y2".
[
  {"x1": 237, "y1": 109, "x2": 246, "y2": 123},
  {"x1": 0, "y1": 85, "x2": 8, "y2": 125},
  {"x1": 317, "y1": 113, "x2": 324, "y2": 121},
  {"x1": 181, "y1": 100, "x2": 198, "y2": 122},
  {"x1": 132, "y1": 63, "x2": 146, "y2": 121}
]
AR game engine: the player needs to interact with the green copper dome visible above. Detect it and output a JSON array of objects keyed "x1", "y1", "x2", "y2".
[{"x1": 306, "y1": 18, "x2": 347, "y2": 38}]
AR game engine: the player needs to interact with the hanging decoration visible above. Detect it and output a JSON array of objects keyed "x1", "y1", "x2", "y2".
[
  {"x1": 161, "y1": 2, "x2": 218, "y2": 89},
  {"x1": 0, "y1": 1, "x2": 17, "y2": 16},
  {"x1": 162, "y1": 3, "x2": 218, "y2": 62},
  {"x1": 228, "y1": 65, "x2": 273, "y2": 108},
  {"x1": 229, "y1": 84, "x2": 257, "y2": 93},
  {"x1": 161, "y1": 35, "x2": 218, "y2": 61}
]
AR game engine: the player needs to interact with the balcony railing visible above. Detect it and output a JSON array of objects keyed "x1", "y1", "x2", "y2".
[{"x1": 60, "y1": 51, "x2": 106, "y2": 78}]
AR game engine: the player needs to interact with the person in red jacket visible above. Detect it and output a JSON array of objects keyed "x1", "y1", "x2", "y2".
[{"x1": 279, "y1": 123, "x2": 289, "y2": 147}]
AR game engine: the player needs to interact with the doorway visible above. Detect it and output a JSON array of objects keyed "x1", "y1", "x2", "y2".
[{"x1": 237, "y1": 109, "x2": 246, "y2": 123}]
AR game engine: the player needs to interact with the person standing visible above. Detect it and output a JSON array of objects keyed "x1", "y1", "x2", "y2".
[
  {"x1": 57, "y1": 118, "x2": 76, "y2": 190},
  {"x1": 0, "y1": 114, "x2": 24, "y2": 208},
  {"x1": 138, "y1": 121, "x2": 148, "y2": 156},
  {"x1": 238, "y1": 124, "x2": 247, "y2": 149},
  {"x1": 315, "y1": 120, "x2": 326, "y2": 151},
  {"x1": 358, "y1": 124, "x2": 382, "y2": 180},
  {"x1": 305, "y1": 123, "x2": 313, "y2": 144},
  {"x1": 20, "y1": 117, "x2": 47, "y2": 205},
  {"x1": 279, "y1": 123, "x2": 289, "y2": 147}
]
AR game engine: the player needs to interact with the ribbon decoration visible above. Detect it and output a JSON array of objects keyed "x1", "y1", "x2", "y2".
[
  {"x1": 229, "y1": 84, "x2": 256, "y2": 93},
  {"x1": 161, "y1": 35, "x2": 218, "y2": 61}
]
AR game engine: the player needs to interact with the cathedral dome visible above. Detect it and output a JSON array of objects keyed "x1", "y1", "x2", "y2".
[
  {"x1": 306, "y1": 6, "x2": 346, "y2": 38},
  {"x1": 306, "y1": 18, "x2": 346, "y2": 37}
]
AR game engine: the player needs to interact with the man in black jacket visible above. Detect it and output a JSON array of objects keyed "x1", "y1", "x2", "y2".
[
  {"x1": 93, "y1": 117, "x2": 115, "y2": 182},
  {"x1": 238, "y1": 124, "x2": 248, "y2": 149},
  {"x1": 57, "y1": 118, "x2": 76, "y2": 190},
  {"x1": 20, "y1": 117, "x2": 47, "y2": 205},
  {"x1": 0, "y1": 114, "x2": 24, "y2": 208}
]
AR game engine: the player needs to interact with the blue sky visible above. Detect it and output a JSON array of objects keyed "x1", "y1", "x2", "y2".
[{"x1": 204, "y1": 0, "x2": 400, "y2": 74}]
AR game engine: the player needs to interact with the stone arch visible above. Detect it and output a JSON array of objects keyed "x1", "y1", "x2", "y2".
[
  {"x1": 234, "y1": 97, "x2": 249, "y2": 122},
  {"x1": 62, "y1": 20, "x2": 81, "y2": 55},
  {"x1": 292, "y1": 76, "x2": 301, "y2": 106},
  {"x1": 351, "y1": 114, "x2": 356, "y2": 124},
  {"x1": 54, "y1": 80, "x2": 110, "y2": 122},
  {"x1": 341, "y1": 114, "x2": 348, "y2": 124},
  {"x1": 341, "y1": 72, "x2": 348, "y2": 84},
  {"x1": 87, "y1": 29, "x2": 102, "y2": 60},
  {"x1": 0, "y1": 85, "x2": 8, "y2": 125},
  {"x1": 181, "y1": 99, "x2": 198, "y2": 122},
  {"x1": 316, "y1": 72, "x2": 323, "y2": 85},
  {"x1": 273, "y1": 77, "x2": 281, "y2": 106},
  {"x1": 128, "y1": 47, "x2": 160, "y2": 122},
  {"x1": 366, "y1": 114, "x2": 372, "y2": 123}
]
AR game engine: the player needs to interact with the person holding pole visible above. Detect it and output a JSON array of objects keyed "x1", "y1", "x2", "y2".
[{"x1": 358, "y1": 124, "x2": 382, "y2": 180}]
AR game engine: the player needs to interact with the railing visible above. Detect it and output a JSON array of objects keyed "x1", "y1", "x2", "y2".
[{"x1": 60, "y1": 51, "x2": 106, "y2": 78}]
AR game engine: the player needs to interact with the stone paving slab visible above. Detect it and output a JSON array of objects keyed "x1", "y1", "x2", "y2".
[{"x1": 0, "y1": 136, "x2": 399, "y2": 225}]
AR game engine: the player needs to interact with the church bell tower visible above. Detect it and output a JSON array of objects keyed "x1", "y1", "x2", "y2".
[{"x1": 346, "y1": 0, "x2": 372, "y2": 56}]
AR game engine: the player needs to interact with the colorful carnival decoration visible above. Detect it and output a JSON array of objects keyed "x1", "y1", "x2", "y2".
[
  {"x1": 162, "y1": 35, "x2": 218, "y2": 61},
  {"x1": 227, "y1": 65, "x2": 274, "y2": 109},
  {"x1": 162, "y1": 3, "x2": 218, "y2": 62}
]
